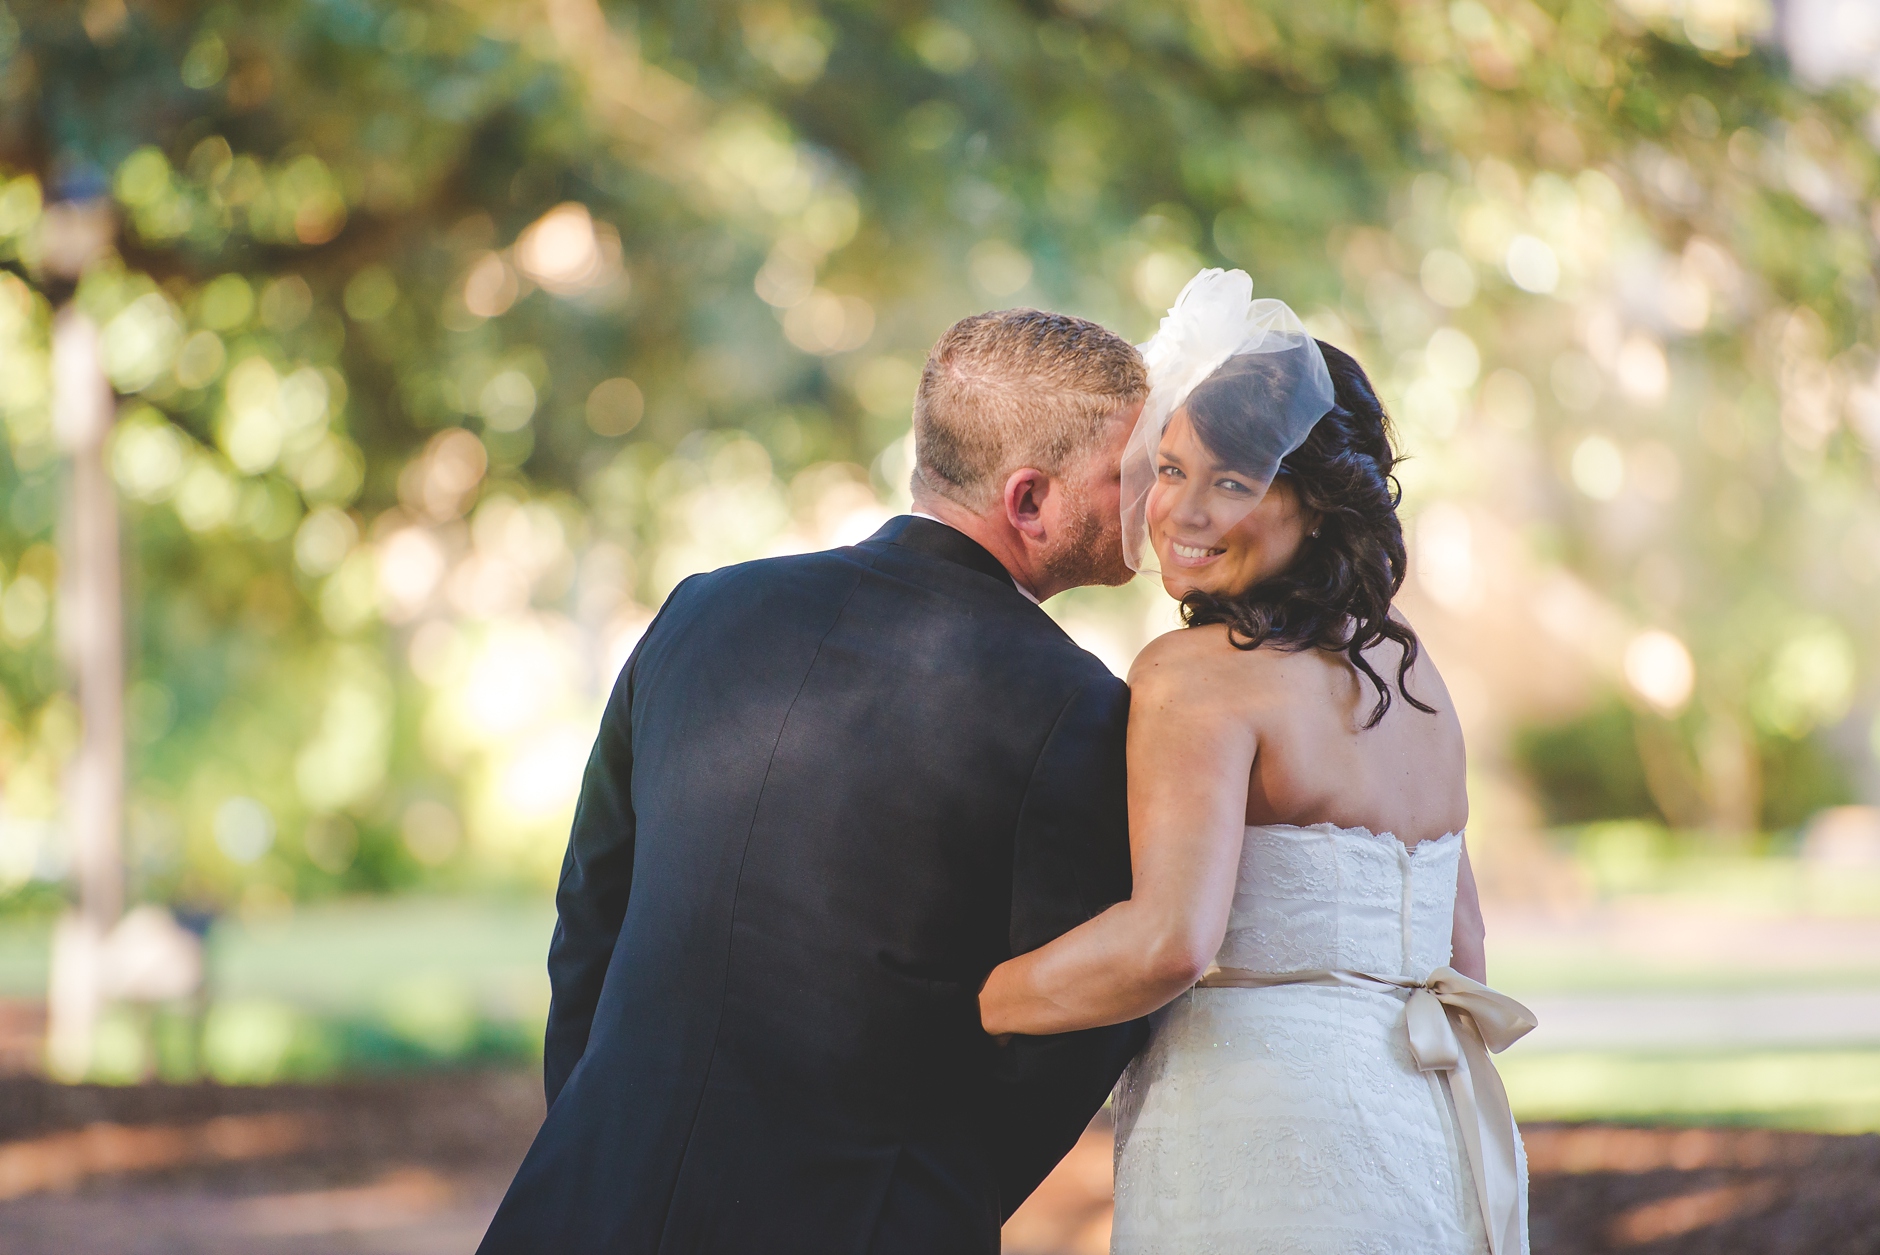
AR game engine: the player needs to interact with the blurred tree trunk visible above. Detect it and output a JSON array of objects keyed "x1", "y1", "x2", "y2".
[
  {"x1": 1700, "y1": 711, "x2": 1762, "y2": 838},
  {"x1": 45, "y1": 305, "x2": 124, "y2": 1081},
  {"x1": 1633, "y1": 715, "x2": 1709, "y2": 832}
]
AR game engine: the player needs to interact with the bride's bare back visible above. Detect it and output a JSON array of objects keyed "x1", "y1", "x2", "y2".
[{"x1": 1151, "y1": 620, "x2": 1468, "y2": 847}]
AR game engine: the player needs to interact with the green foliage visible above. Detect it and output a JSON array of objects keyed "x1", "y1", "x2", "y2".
[
  {"x1": 0, "y1": 0, "x2": 1873, "y2": 906},
  {"x1": 1516, "y1": 698, "x2": 1853, "y2": 830},
  {"x1": 1515, "y1": 700, "x2": 1661, "y2": 825},
  {"x1": 1760, "y1": 728, "x2": 1855, "y2": 830}
]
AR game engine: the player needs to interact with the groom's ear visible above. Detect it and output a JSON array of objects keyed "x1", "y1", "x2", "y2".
[{"x1": 1003, "y1": 467, "x2": 1051, "y2": 541}]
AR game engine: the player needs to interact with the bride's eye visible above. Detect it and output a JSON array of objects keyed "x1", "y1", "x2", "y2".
[
  {"x1": 1216, "y1": 477, "x2": 1252, "y2": 495},
  {"x1": 1158, "y1": 463, "x2": 1185, "y2": 480}
]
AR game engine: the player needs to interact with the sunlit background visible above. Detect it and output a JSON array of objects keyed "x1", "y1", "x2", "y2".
[{"x1": 1, "y1": 0, "x2": 1879, "y2": 1249}]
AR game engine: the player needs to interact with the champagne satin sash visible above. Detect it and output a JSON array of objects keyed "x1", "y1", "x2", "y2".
[{"x1": 1195, "y1": 965, "x2": 1538, "y2": 1255}]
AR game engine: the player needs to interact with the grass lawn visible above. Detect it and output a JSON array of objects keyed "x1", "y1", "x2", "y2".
[
  {"x1": 0, "y1": 896, "x2": 557, "y2": 1082},
  {"x1": 1502, "y1": 1047, "x2": 1880, "y2": 1133},
  {"x1": 5, "y1": 884, "x2": 1880, "y2": 1133}
]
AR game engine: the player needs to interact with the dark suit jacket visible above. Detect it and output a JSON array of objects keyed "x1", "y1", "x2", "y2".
[{"x1": 477, "y1": 516, "x2": 1144, "y2": 1255}]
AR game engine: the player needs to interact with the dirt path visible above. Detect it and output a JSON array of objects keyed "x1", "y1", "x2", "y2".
[
  {"x1": 0, "y1": 1071, "x2": 538, "y2": 1255},
  {"x1": 5, "y1": 1072, "x2": 1879, "y2": 1254}
]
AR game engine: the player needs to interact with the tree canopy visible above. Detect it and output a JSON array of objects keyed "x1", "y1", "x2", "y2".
[{"x1": 0, "y1": 0, "x2": 1875, "y2": 909}]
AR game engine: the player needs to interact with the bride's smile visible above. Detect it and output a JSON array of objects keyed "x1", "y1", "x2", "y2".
[{"x1": 1167, "y1": 540, "x2": 1225, "y2": 564}]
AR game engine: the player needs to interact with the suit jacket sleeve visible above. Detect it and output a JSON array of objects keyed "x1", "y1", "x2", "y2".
[
  {"x1": 541, "y1": 630, "x2": 646, "y2": 1108},
  {"x1": 985, "y1": 673, "x2": 1149, "y2": 1217}
]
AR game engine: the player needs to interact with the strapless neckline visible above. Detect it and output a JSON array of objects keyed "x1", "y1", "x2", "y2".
[{"x1": 1243, "y1": 819, "x2": 1464, "y2": 856}]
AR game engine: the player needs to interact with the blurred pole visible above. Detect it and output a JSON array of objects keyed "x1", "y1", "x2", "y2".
[{"x1": 42, "y1": 204, "x2": 123, "y2": 1082}]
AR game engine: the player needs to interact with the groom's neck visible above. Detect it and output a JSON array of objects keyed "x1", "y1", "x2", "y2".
[{"x1": 909, "y1": 494, "x2": 1047, "y2": 601}]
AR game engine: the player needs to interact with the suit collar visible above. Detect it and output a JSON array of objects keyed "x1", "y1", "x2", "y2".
[{"x1": 867, "y1": 515, "x2": 1018, "y2": 588}]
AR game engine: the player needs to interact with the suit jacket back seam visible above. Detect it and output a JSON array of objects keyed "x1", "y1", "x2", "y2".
[{"x1": 653, "y1": 551, "x2": 877, "y2": 1252}]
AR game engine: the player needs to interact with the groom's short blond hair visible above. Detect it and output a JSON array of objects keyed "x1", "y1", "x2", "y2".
[{"x1": 912, "y1": 308, "x2": 1146, "y2": 511}]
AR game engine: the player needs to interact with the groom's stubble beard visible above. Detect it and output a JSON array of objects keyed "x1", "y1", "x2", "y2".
[{"x1": 1043, "y1": 472, "x2": 1133, "y2": 591}]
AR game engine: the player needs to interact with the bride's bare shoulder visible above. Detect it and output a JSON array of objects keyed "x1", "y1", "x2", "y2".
[{"x1": 1127, "y1": 624, "x2": 1279, "y2": 702}]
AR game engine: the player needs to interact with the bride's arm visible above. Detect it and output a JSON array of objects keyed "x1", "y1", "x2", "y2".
[
  {"x1": 1450, "y1": 840, "x2": 1487, "y2": 983},
  {"x1": 980, "y1": 634, "x2": 1255, "y2": 1037}
]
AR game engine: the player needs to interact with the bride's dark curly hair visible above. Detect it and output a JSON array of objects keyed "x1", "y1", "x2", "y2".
[{"x1": 1178, "y1": 340, "x2": 1433, "y2": 728}]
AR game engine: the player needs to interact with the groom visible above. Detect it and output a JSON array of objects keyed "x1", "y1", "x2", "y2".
[{"x1": 477, "y1": 309, "x2": 1149, "y2": 1255}]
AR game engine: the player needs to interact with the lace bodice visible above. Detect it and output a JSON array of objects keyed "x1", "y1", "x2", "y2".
[{"x1": 1215, "y1": 821, "x2": 1463, "y2": 981}]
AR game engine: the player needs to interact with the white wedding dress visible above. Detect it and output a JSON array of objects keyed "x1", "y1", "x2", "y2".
[{"x1": 1111, "y1": 822, "x2": 1528, "y2": 1255}]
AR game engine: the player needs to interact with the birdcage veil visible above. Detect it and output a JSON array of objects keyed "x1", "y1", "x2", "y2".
[{"x1": 1120, "y1": 268, "x2": 1336, "y2": 573}]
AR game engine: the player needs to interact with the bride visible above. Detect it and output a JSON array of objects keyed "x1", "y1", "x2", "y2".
[{"x1": 979, "y1": 271, "x2": 1535, "y2": 1255}]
